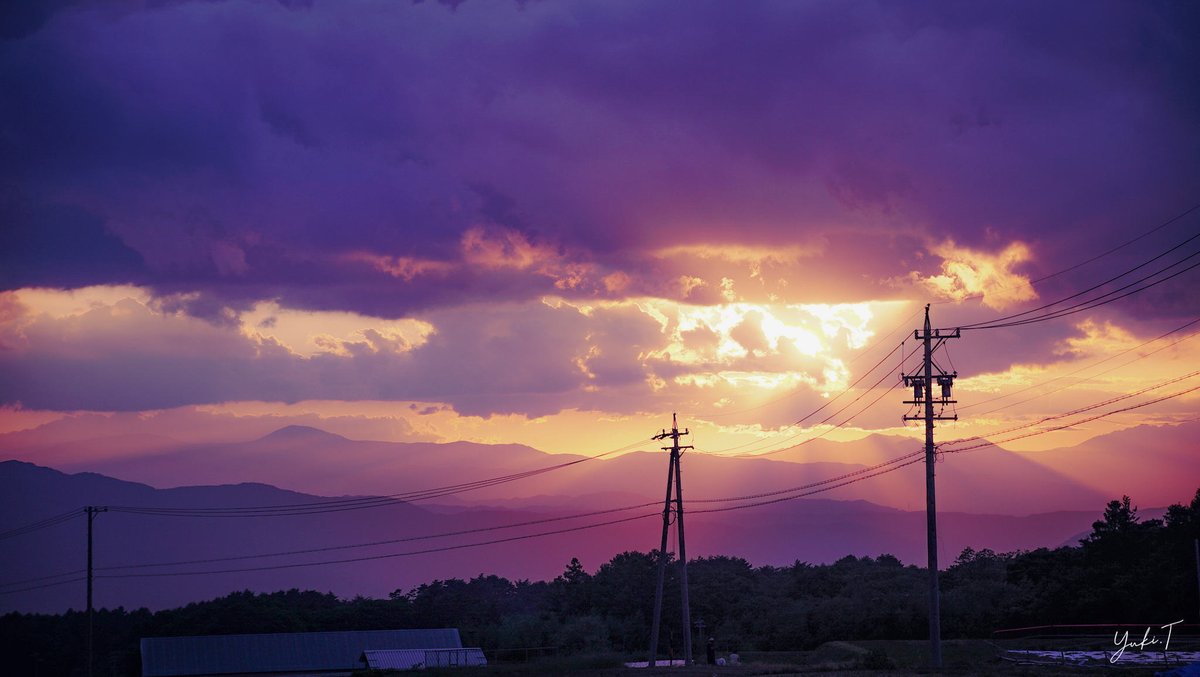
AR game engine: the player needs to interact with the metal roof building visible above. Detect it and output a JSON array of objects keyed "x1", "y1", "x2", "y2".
[
  {"x1": 141, "y1": 628, "x2": 465, "y2": 676},
  {"x1": 361, "y1": 648, "x2": 486, "y2": 670}
]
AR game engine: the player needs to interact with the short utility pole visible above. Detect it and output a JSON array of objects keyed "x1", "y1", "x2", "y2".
[{"x1": 647, "y1": 413, "x2": 694, "y2": 667}]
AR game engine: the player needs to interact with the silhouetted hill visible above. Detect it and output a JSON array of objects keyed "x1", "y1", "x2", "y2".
[
  {"x1": 51, "y1": 430, "x2": 565, "y2": 496},
  {"x1": 1, "y1": 424, "x2": 1122, "y2": 513},
  {"x1": 1013, "y1": 421, "x2": 1200, "y2": 507},
  {"x1": 255, "y1": 424, "x2": 351, "y2": 444},
  {"x1": 0, "y1": 460, "x2": 1134, "y2": 615}
]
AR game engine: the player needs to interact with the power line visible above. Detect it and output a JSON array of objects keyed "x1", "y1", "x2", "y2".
[
  {"x1": 16, "y1": 374, "x2": 1188, "y2": 591},
  {"x1": 0, "y1": 508, "x2": 82, "y2": 541},
  {"x1": 691, "y1": 450, "x2": 925, "y2": 504},
  {"x1": 728, "y1": 377, "x2": 906, "y2": 458},
  {"x1": 961, "y1": 319, "x2": 1200, "y2": 418},
  {"x1": 95, "y1": 512, "x2": 662, "y2": 579},
  {"x1": 957, "y1": 226, "x2": 1200, "y2": 331},
  {"x1": 1, "y1": 416, "x2": 928, "y2": 588},
  {"x1": 12, "y1": 448, "x2": 933, "y2": 587},
  {"x1": 96, "y1": 501, "x2": 661, "y2": 572},
  {"x1": 106, "y1": 438, "x2": 649, "y2": 518},
  {"x1": 92, "y1": 394, "x2": 1195, "y2": 590},
  {"x1": 91, "y1": 457, "x2": 922, "y2": 581},
  {"x1": 963, "y1": 255, "x2": 1200, "y2": 331},
  {"x1": 715, "y1": 340, "x2": 921, "y2": 458},
  {"x1": 22, "y1": 368, "x2": 1190, "y2": 591},
  {"x1": 700, "y1": 339, "x2": 910, "y2": 456},
  {"x1": 692, "y1": 308, "x2": 921, "y2": 419},
  {"x1": 932, "y1": 201, "x2": 1200, "y2": 307},
  {"x1": 97, "y1": 448, "x2": 927, "y2": 574},
  {"x1": 715, "y1": 378, "x2": 897, "y2": 457},
  {"x1": 1029, "y1": 202, "x2": 1200, "y2": 285},
  {"x1": 690, "y1": 457, "x2": 925, "y2": 514},
  {"x1": 0, "y1": 577, "x2": 87, "y2": 596},
  {"x1": 944, "y1": 382, "x2": 1200, "y2": 455},
  {"x1": 0, "y1": 569, "x2": 88, "y2": 590},
  {"x1": 941, "y1": 368, "x2": 1200, "y2": 449}
]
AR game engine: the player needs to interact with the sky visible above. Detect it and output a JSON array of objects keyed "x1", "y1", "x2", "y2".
[{"x1": 1, "y1": 0, "x2": 1199, "y2": 473}]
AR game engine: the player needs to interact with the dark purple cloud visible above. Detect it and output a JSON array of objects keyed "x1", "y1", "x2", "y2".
[
  {"x1": 0, "y1": 196, "x2": 148, "y2": 288},
  {"x1": 0, "y1": 0, "x2": 1195, "y2": 322}
]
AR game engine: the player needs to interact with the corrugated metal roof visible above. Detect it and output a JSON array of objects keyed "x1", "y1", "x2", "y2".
[
  {"x1": 141, "y1": 628, "x2": 462, "y2": 677},
  {"x1": 361, "y1": 650, "x2": 426, "y2": 670},
  {"x1": 362, "y1": 648, "x2": 486, "y2": 671},
  {"x1": 425, "y1": 648, "x2": 486, "y2": 668}
]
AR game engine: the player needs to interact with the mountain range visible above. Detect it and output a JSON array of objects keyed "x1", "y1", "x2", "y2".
[
  {"x1": 3, "y1": 419, "x2": 1189, "y2": 613},
  {"x1": 5, "y1": 419, "x2": 1197, "y2": 514}
]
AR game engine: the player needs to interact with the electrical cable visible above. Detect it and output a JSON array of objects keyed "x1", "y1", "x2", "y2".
[
  {"x1": 945, "y1": 382, "x2": 1200, "y2": 455},
  {"x1": 0, "y1": 508, "x2": 83, "y2": 541},
  {"x1": 0, "y1": 569, "x2": 89, "y2": 590},
  {"x1": 106, "y1": 437, "x2": 649, "y2": 517},
  {"x1": 95, "y1": 447, "x2": 930, "y2": 574},
  {"x1": 1028, "y1": 202, "x2": 1200, "y2": 285},
  {"x1": 91, "y1": 457, "x2": 923, "y2": 580},
  {"x1": 728, "y1": 378, "x2": 906, "y2": 459},
  {"x1": 956, "y1": 228, "x2": 1200, "y2": 330},
  {"x1": 692, "y1": 308, "x2": 921, "y2": 419},
  {"x1": 962, "y1": 254, "x2": 1200, "y2": 331},
  {"x1": 931, "y1": 202, "x2": 1200, "y2": 307},
  {"x1": 96, "y1": 500, "x2": 662, "y2": 572},
  {"x1": 19, "y1": 374, "x2": 1194, "y2": 588},
  {"x1": 0, "y1": 577, "x2": 88, "y2": 596},
  {"x1": 701, "y1": 339, "x2": 907, "y2": 456},
  {"x1": 958, "y1": 316, "x2": 1200, "y2": 412},
  {"x1": 941, "y1": 368, "x2": 1200, "y2": 449},
  {"x1": 963, "y1": 321, "x2": 1200, "y2": 418}
]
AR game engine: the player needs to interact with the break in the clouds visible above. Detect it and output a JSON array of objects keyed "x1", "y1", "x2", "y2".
[
  {"x1": 1, "y1": 0, "x2": 1198, "y2": 425},
  {"x1": 0, "y1": 287, "x2": 899, "y2": 416}
]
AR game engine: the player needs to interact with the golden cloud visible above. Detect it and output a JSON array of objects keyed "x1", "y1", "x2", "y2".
[
  {"x1": 910, "y1": 240, "x2": 1037, "y2": 310},
  {"x1": 342, "y1": 252, "x2": 454, "y2": 281}
]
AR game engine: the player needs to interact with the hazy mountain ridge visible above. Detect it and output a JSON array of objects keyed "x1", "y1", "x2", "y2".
[
  {"x1": 0, "y1": 459, "x2": 1146, "y2": 615},
  {"x1": 7, "y1": 419, "x2": 1186, "y2": 514}
]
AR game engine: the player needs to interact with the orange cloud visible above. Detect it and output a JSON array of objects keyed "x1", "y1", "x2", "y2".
[
  {"x1": 239, "y1": 301, "x2": 434, "y2": 357},
  {"x1": 342, "y1": 252, "x2": 453, "y2": 281},
  {"x1": 461, "y1": 226, "x2": 558, "y2": 270},
  {"x1": 653, "y1": 243, "x2": 824, "y2": 266},
  {"x1": 913, "y1": 240, "x2": 1037, "y2": 310}
]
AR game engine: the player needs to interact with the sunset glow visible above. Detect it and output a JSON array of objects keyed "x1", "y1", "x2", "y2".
[{"x1": 1, "y1": 1, "x2": 1198, "y2": 616}]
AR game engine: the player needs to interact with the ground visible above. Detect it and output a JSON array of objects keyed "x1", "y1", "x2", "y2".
[{"x1": 375, "y1": 639, "x2": 1179, "y2": 676}]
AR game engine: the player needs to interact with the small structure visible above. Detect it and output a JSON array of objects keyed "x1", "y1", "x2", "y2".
[
  {"x1": 141, "y1": 628, "x2": 468, "y2": 677},
  {"x1": 361, "y1": 648, "x2": 487, "y2": 670}
]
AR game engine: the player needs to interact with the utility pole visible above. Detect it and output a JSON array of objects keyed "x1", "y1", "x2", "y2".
[
  {"x1": 902, "y1": 305, "x2": 958, "y2": 670},
  {"x1": 86, "y1": 506, "x2": 107, "y2": 677},
  {"x1": 647, "y1": 414, "x2": 694, "y2": 667}
]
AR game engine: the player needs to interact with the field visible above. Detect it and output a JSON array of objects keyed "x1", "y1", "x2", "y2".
[{"x1": 400, "y1": 639, "x2": 1179, "y2": 676}]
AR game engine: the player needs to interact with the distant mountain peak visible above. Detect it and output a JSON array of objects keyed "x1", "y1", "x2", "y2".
[
  {"x1": 0, "y1": 458, "x2": 56, "y2": 474},
  {"x1": 255, "y1": 425, "x2": 348, "y2": 444}
]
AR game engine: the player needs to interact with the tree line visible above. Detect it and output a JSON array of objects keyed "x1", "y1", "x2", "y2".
[{"x1": 2, "y1": 489, "x2": 1197, "y2": 676}]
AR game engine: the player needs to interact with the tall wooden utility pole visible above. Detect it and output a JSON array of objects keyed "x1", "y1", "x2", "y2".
[
  {"x1": 86, "y1": 506, "x2": 107, "y2": 677},
  {"x1": 902, "y1": 305, "x2": 958, "y2": 670},
  {"x1": 647, "y1": 413, "x2": 694, "y2": 667}
]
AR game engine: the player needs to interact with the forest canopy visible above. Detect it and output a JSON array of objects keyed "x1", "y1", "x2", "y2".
[{"x1": 3, "y1": 490, "x2": 1197, "y2": 676}]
